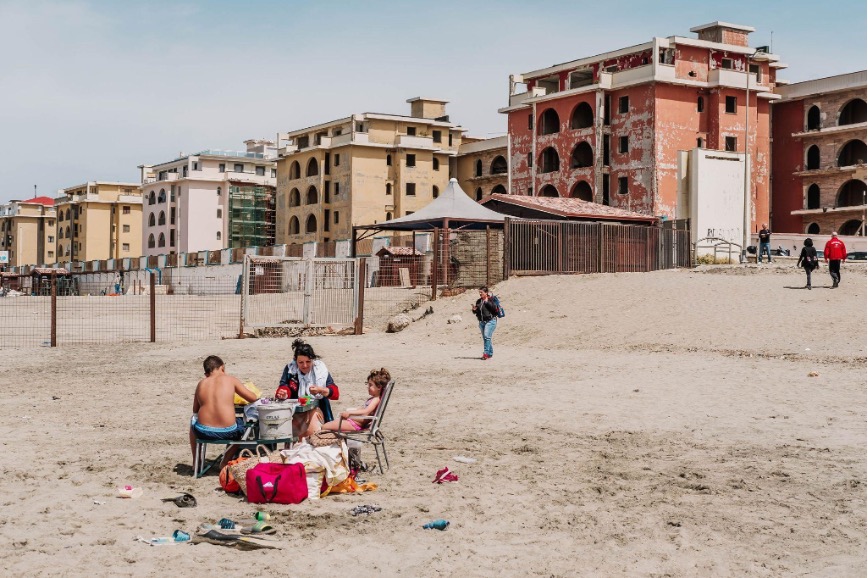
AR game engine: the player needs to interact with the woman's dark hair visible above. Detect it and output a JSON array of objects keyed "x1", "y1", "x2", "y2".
[
  {"x1": 479, "y1": 286, "x2": 489, "y2": 293},
  {"x1": 292, "y1": 339, "x2": 319, "y2": 360},
  {"x1": 804, "y1": 238, "x2": 813, "y2": 247}
]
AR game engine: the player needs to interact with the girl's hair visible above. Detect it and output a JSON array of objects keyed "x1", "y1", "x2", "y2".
[
  {"x1": 479, "y1": 286, "x2": 489, "y2": 293},
  {"x1": 292, "y1": 339, "x2": 319, "y2": 360},
  {"x1": 367, "y1": 368, "x2": 391, "y2": 390},
  {"x1": 804, "y1": 238, "x2": 813, "y2": 247}
]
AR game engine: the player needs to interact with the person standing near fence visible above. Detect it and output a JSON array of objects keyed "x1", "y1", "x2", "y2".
[
  {"x1": 823, "y1": 232, "x2": 847, "y2": 288},
  {"x1": 472, "y1": 287, "x2": 499, "y2": 360},
  {"x1": 757, "y1": 224, "x2": 772, "y2": 263}
]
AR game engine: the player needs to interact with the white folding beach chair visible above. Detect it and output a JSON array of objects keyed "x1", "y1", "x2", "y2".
[{"x1": 333, "y1": 379, "x2": 395, "y2": 474}]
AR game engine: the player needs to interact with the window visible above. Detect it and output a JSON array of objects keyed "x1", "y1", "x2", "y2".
[
  {"x1": 324, "y1": 181, "x2": 331, "y2": 203},
  {"x1": 433, "y1": 185, "x2": 439, "y2": 198},
  {"x1": 217, "y1": 208, "x2": 223, "y2": 218},
  {"x1": 406, "y1": 183, "x2": 416, "y2": 196},
  {"x1": 476, "y1": 188, "x2": 483, "y2": 201},
  {"x1": 527, "y1": 153, "x2": 533, "y2": 168},
  {"x1": 123, "y1": 224, "x2": 130, "y2": 233},
  {"x1": 234, "y1": 163, "x2": 244, "y2": 172},
  {"x1": 148, "y1": 234, "x2": 156, "y2": 249},
  {"x1": 170, "y1": 187, "x2": 175, "y2": 202},
  {"x1": 193, "y1": 162, "x2": 198, "y2": 171},
  {"x1": 721, "y1": 58, "x2": 734, "y2": 70},
  {"x1": 386, "y1": 212, "x2": 392, "y2": 221},
  {"x1": 158, "y1": 211, "x2": 166, "y2": 225},
  {"x1": 725, "y1": 136, "x2": 737, "y2": 151},
  {"x1": 386, "y1": 154, "x2": 392, "y2": 166},
  {"x1": 433, "y1": 130, "x2": 442, "y2": 143},
  {"x1": 386, "y1": 183, "x2": 392, "y2": 195},
  {"x1": 271, "y1": 168, "x2": 277, "y2": 178},
  {"x1": 433, "y1": 157, "x2": 440, "y2": 171},
  {"x1": 528, "y1": 114, "x2": 533, "y2": 130},
  {"x1": 216, "y1": 231, "x2": 222, "y2": 241},
  {"x1": 618, "y1": 176, "x2": 628, "y2": 195},
  {"x1": 148, "y1": 191, "x2": 155, "y2": 205},
  {"x1": 217, "y1": 187, "x2": 222, "y2": 196},
  {"x1": 158, "y1": 233, "x2": 165, "y2": 248},
  {"x1": 170, "y1": 230, "x2": 175, "y2": 247},
  {"x1": 219, "y1": 163, "x2": 226, "y2": 172},
  {"x1": 475, "y1": 160, "x2": 483, "y2": 177},
  {"x1": 407, "y1": 126, "x2": 416, "y2": 136},
  {"x1": 618, "y1": 96, "x2": 629, "y2": 113},
  {"x1": 335, "y1": 154, "x2": 340, "y2": 166},
  {"x1": 182, "y1": 166, "x2": 188, "y2": 177},
  {"x1": 697, "y1": 97, "x2": 705, "y2": 113},
  {"x1": 122, "y1": 243, "x2": 130, "y2": 252},
  {"x1": 356, "y1": 123, "x2": 364, "y2": 132},
  {"x1": 335, "y1": 183, "x2": 340, "y2": 195},
  {"x1": 48, "y1": 235, "x2": 54, "y2": 243},
  {"x1": 726, "y1": 96, "x2": 737, "y2": 114},
  {"x1": 256, "y1": 166, "x2": 265, "y2": 176},
  {"x1": 148, "y1": 213, "x2": 155, "y2": 227},
  {"x1": 448, "y1": 133, "x2": 452, "y2": 146},
  {"x1": 697, "y1": 138, "x2": 704, "y2": 148},
  {"x1": 406, "y1": 154, "x2": 416, "y2": 167},
  {"x1": 48, "y1": 250, "x2": 54, "y2": 258},
  {"x1": 619, "y1": 136, "x2": 629, "y2": 154},
  {"x1": 170, "y1": 208, "x2": 175, "y2": 224},
  {"x1": 324, "y1": 209, "x2": 330, "y2": 232},
  {"x1": 334, "y1": 211, "x2": 339, "y2": 224}
]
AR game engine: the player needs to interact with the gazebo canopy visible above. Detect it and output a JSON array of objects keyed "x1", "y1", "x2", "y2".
[{"x1": 355, "y1": 178, "x2": 505, "y2": 233}]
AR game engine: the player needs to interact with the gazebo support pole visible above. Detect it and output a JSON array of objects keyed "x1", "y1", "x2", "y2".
[
  {"x1": 442, "y1": 218, "x2": 450, "y2": 288},
  {"x1": 431, "y1": 227, "x2": 440, "y2": 301}
]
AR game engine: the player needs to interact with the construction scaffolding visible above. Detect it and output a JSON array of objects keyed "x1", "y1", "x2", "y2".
[{"x1": 228, "y1": 183, "x2": 276, "y2": 249}]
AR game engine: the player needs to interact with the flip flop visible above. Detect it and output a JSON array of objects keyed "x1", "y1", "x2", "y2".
[
  {"x1": 240, "y1": 521, "x2": 277, "y2": 535},
  {"x1": 193, "y1": 530, "x2": 280, "y2": 550},
  {"x1": 161, "y1": 492, "x2": 197, "y2": 508}
]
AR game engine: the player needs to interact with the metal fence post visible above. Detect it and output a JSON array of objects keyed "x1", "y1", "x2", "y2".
[
  {"x1": 503, "y1": 217, "x2": 511, "y2": 280},
  {"x1": 50, "y1": 275, "x2": 57, "y2": 347},
  {"x1": 302, "y1": 258, "x2": 314, "y2": 325},
  {"x1": 354, "y1": 257, "x2": 366, "y2": 335},
  {"x1": 239, "y1": 255, "x2": 249, "y2": 339},
  {"x1": 431, "y1": 228, "x2": 440, "y2": 301},
  {"x1": 149, "y1": 272, "x2": 156, "y2": 343}
]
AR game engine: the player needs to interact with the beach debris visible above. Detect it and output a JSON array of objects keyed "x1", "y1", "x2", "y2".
[
  {"x1": 453, "y1": 455, "x2": 477, "y2": 464},
  {"x1": 117, "y1": 485, "x2": 143, "y2": 499},
  {"x1": 51, "y1": 396, "x2": 60, "y2": 400},
  {"x1": 350, "y1": 504, "x2": 382, "y2": 516},
  {"x1": 136, "y1": 532, "x2": 190, "y2": 546},
  {"x1": 254, "y1": 511, "x2": 271, "y2": 521},
  {"x1": 423, "y1": 519, "x2": 450, "y2": 530},
  {"x1": 387, "y1": 313, "x2": 411, "y2": 333},
  {"x1": 161, "y1": 492, "x2": 197, "y2": 508},
  {"x1": 447, "y1": 314, "x2": 462, "y2": 324},
  {"x1": 93, "y1": 500, "x2": 105, "y2": 505},
  {"x1": 808, "y1": 371, "x2": 819, "y2": 377},
  {"x1": 433, "y1": 466, "x2": 459, "y2": 484}
]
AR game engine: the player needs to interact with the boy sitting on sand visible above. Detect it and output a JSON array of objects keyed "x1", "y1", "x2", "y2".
[{"x1": 189, "y1": 355, "x2": 259, "y2": 469}]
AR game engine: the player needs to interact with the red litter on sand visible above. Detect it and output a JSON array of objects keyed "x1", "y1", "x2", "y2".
[{"x1": 432, "y1": 467, "x2": 458, "y2": 484}]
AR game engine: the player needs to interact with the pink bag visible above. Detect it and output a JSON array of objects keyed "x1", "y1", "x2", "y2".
[{"x1": 245, "y1": 462, "x2": 308, "y2": 504}]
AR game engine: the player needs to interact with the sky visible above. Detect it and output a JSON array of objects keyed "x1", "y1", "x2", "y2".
[{"x1": 0, "y1": 0, "x2": 865, "y2": 204}]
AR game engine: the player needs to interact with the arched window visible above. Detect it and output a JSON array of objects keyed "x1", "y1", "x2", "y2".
[
  {"x1": 386, "y1": 154, "x2": 392, "y2": 166},
  {"x1": 65, "y1": 209, "x2": 70, "y2": 220},
  {"x1": 216, "y1": 231, "x2": 222, "y2": 241},
  {"x1": 475, "y1": 160, "x2": 483, "y2": 177},
  {"x1": 59, "y1": 228, "x2": 64, "y2": 239},
  {"x1": 289, "y1": 188, "x2": 300, "y2": 207},
  {"x1": 158, "y1": 189, "x2": 166, "y2": 203},
  {"x1": 491, "y1": 184, "x2": 506, "y2": 195},
  {"x1": 539, "y1": 185, "x2": 559, "y2": 198},
  {"x1": 306, "y1": 158, "x2": 318, "y2": 177},
  {"x1": 836, "y1": 180, "x2": 866, "y2": 207},
  {"x1": 158, "y1": 211, "x2": 165, "y2": 226},
  {"x1": 837, "y1": 140, "x2": 866, "y2": 167},
  {"x1": 570, "y1": 102, "x2": 594, "y2": 129},
  {"x1": 806, "y1": 184, "x2": 820, "y2": 209},
  {"x1": 305, "y1": 214, "x2": 317, "y2": 233},
  {"x1": 806, "y1": 223, "x2": 820, "y2": 234},
  {"x1": 433, "y1": 157, "x2": 440, "y2": 170},
  {"x1": 386, "y1": 183, "x2": 392, "y2": 195},
  {"x1": 65, "y1": 226, "x2": 70, "y2": 238},
  {"x1": 539, "y1": 108, "x2": 560, "y2": 135},
  {"x1": 290, "y1": 161, "x2": 301, "y2": 179},
  {"x1": 807, "y1": 105, "x2": 821, "y2": 130},
  {"x1": 306, "y1": 186, "x2": 318, "y2": 204},
  {"x1": 490, "y1": 156, "x2": 508, "y2": 175},
  {"x1": 217, "y1": 187, "x2": 221, "y2": 197},
  {"x1": 540, "y1": 147, "x2": 560, "y2": 173},
  {"x1": 148, "y1": 191, "x2": 155, "y2": 205},
  {"x1": 571, "y1": 142, "x2": 594, "y2": 168},
  {"x1": 806, "y1": 145, "x2": 820, "y2": 170},
  {"x1": 148, "y1": 234, "x2": 155, "y2": 248},
  {"x1": 148, "y1": 213, "x2": 155, "y2": 227},
  {"x1": 386, "y1": 212, "x2": 393, "y2": 221},
  {"x1": 839, "y1": 219, "x2": 865, "y2": 236},
  {"x1": 570, "y1": 181, "x2": 593, "y2": 201},
  {"x1": 433, "y1": 186, "x2": 439, "y2": 198},
  {"x1": 475, "y1": 188, "x2": 483, "y2": 201},
  {"x1": 289, "y1": 216, "x2": 300, "y2": 235},
  {"x1": 697, "y1": 96, "x2": 705, "y2": 113},
  {"x1": 158, "y1": 233, "x2": 165, "y2": 247},
  {"x1": 839, "y1": 99, "x2": 866, "y2": 126},
  {"x1": 65, "y1": 246, "x2": 70, "y2": 256}
]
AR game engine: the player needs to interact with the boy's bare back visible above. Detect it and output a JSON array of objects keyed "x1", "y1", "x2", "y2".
[{"x1": 194, "y1": 368, "x2": 256, "y2": 428}]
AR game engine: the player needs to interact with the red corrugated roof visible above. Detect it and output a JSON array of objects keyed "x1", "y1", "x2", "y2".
[
  {"x1": 20, "y1": 196, "x2": 55, "y2": 206},
  {"x1": 483, "y1": 194, "x2": 657, "y2": 223}
]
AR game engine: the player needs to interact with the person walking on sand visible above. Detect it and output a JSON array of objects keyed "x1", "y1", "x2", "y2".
[
  {"x1": 796, "y1": 238, "x2": 819, "y2": 290},
  {"x1": 471, "y1": 286, "x2": 499, "y2": 360},
  {"x1": 757, "y1": 224, "x2": 772, "y2": 263},
  {"x1": 823, "y1": 232, "x2": 847, "y2": 288}
]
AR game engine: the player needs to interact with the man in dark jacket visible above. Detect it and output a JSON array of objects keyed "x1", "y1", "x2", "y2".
[
  {"x1": 757, "y1": 224, "x2": 772, "y2": 263},
  {"x1": 823, "y1": 232, "x2": 847, "y2": 288}
]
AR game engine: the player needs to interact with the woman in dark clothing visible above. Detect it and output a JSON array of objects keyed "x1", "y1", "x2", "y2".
[
  {"x1": 471, "y1": 286, "x2": 499, "y2": 360},
  {"x1": 796, "y1": 238, "x2": 819, "y2": 290}
]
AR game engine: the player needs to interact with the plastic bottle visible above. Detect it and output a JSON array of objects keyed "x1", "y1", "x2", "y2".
[
  {"x1": 172, "y1": 530, "x2": 190, "y2": 542},
  {"x1": 423, "y1": 519, "x2": 449, "y2": 530}
]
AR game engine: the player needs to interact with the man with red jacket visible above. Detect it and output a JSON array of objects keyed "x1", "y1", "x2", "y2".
[{"x1": 823, "y1": 232, "x2": 847, "y2": 288}]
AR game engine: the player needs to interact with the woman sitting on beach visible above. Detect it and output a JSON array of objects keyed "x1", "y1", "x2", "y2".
[
  {"x1": 274, "y1": 339, "x2": 339, "y2": 440},
  {"x1": 321, "y1": 368, "x2": 390, "y2": 432}
]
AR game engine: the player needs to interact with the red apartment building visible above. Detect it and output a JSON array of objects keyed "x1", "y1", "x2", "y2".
[
  {"x1": 500, "y1": 21, "x2": 783, "y2": 231},
  {"x1": 770, "y1": 71, "x2": 866, "y2": 235}
]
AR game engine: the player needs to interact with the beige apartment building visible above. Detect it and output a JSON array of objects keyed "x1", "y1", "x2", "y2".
[
  {"x1": 456, "y1": 135, "x2": 509, "y2": 202},
  {"x1": 54, "y1": 182, "x2": 143, "y2": 262},
  {"x1": 0, "y1": 196, "x2": 57, "y2": 267},
  {"x1": 139, "y1": 140, "x2": 277, "y2": 256},
  {"x1": 275, "y1": 98, "x2": 466, "y2": 244}
]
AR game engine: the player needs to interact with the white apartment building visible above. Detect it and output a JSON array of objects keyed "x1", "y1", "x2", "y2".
[{"x1": 139, "y1": 140, "x2": 277, "y2": 256}]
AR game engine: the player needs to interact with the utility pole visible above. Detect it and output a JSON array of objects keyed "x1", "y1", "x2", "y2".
[{"x1": 742, "y1": 48, "x2": 761, "y2": 263}]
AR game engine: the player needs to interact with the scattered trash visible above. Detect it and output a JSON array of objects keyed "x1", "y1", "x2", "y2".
[
  {"x1": 452, "y1": 456, "x2": 477, "y2": 464},
  {"x1": 51, "y1": 396, "x2": 60, "y2": 401},
  {"x1": 808, "y1": 371, "x2": 819, "y2": 377},
  {"x1": 350, "y1": 504, "x2": 382, "y2": 516},
  {"x1": 161, "y1": 492, "x2": 197, "y2": 508},
  {"x1": 219, "y1": 518, "x2": 236, "y2": 529},
  {"x1": 117, "y1": 485, "x2": 143, "y2": 499},
  {"x1": 433, "y1": 467, "x2": 459, "y2": 484},
  {"x1": 423, "y1": 519, "x2": 450, "y2": 530},
  {"x1": 172, "y1": 530, "x2": 191, "y2": 542},
  {"x1": 254, "y1": 511, "x2": 270, "y2": 521},
  {"x1": 93, "y1": 500, "x2": 105, "y2": 505},
  {"x1": 136, "y1": 534, "x2": 190, "y2": 546}
]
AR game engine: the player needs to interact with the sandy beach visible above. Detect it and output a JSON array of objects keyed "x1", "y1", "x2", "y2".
[{"x1": 1, "y1": 264, "x2": 864, "y2": 577}]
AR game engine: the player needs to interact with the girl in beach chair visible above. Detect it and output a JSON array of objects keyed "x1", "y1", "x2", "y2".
[{"x1": 321, "y1": 368, "x2": 390, "y2": 433}]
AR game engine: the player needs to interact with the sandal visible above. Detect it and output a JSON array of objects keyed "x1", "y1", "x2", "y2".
[{"x1": 161, "y1": 492, "x2": 197, "y2": 508}]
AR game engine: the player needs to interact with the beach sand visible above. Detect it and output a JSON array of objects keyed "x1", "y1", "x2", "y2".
[{"x1": 1, "y1": 264, "x2": 864, "y2": 576}]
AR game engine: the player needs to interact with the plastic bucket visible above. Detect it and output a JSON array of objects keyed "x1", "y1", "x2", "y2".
[{"x1": 258, "y1": 403, "x2": 295, "y2": 440}]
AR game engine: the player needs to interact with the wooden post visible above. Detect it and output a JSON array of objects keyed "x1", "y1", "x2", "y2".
[
  {"x1": 485, "y1": 226, "x2": 491, "y2": 287},
  {"x1": 354, "y1": 257, "x2": 367, "y2": 335},
  {"x1": 350, "y1": 227, "x2": 357, "y2": 258},
  {"x1": 431, "y1": 227, "x2": 440, "y2": 301},
  {"x1": 502, "y1": 217, "x2": 512, "y2": 280},
  {"x1": 149, "y1": 272, "x2": 156, "y2": 343},
  {"x1": 50, "y1": 275, "x2": 57, "y2": 347}
]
